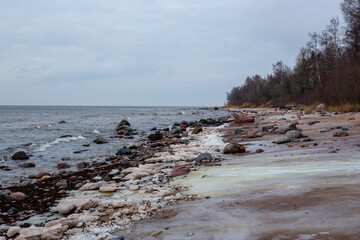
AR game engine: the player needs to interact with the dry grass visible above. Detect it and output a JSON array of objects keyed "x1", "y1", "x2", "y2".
[
  {"x1": 302, "y1": 102, "x2": 360, "y2": 112},
  {"x1": 220, "y1": 105, "x2": 241, "y2": 109},
  {"x1": 240, "y1": 102, "x2": 256, "y2": 108},
  {"x1": 327, "y1": 103, "x2": 360, "y2": 112},
  {"x1": 221, "y1": 102, "x2": 257, "y2": 109},
  {"x1": 302, "y1": 102, "x2": 320, "y2": 111}
]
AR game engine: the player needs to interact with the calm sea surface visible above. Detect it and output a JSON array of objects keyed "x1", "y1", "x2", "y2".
[{"x1": 0, "y1": 106, "x2": 229, "y2": 186}]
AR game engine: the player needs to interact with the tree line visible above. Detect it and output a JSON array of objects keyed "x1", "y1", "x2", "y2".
[{"x1": 226, "y1": 0, "x2": 360, "y2": 107}]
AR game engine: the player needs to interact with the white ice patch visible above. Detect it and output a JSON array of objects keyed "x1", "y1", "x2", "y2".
[
  {"x1": 35, "y1": 135, "x2": 86, "y2": 152},
  {"x1": 92, "y1": 129, "x2": 100, "y2": 134},
  {"x1": 68, "y1": 226, "x2": 119, "y2": 240},
  {"x1": 296, "y1": 234, "x2": 317, "y2": 240},
  {"x1": 199, "y1": 132, "x2": 226, "y2": 149}
]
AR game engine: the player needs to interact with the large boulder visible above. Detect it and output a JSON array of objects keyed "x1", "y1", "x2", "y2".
[
  {"x1": 41, "y1": 223, "x2": 68, "y2": 240},
  {"x1": 245, "y1": 131, "x2": 257, "y2": 138},
  {"x1": 19, "y1": 162, "x2": 36, "y2": 168},
  {"x1": 12, "y1": 151, "x2": 29, "y2": 160},
  {"x1": 57, "y1": 199, "x2": 98, "y2": 215},
  {"x1": 79, "y1": 182, "x2": 106, "y2": 191},
  {"x1": 171, "y1": 166, "x2": 191, "y2": 177},
  {"x1": 276, "y1": 136, "x2": 291, "y2": 144},
  {"x1": 316, "y1": 103, "x2": 326, "y2": 112},
  {"x1": 279, "y1": 123, "x2": 298, "y2": 134},
  {"x1": 10, "y1": 192, "x2": 26, "y2": 201},
  {"x1": 234, "y1": 114, "x2": 254, "y2": 123},
  {"x1": 223, "y1": 143, "x2": 246, "y2": 154},
  {"x1": 180, "y1": 121, "x2": 189, "y2": 129},
  {"x1": 262, "y1": 126, "x2": 275, "y2": 132},
  {"x1": 285, "y1": 130, "x2": 303, "y2": 140},
  {"x1": 333, "y1": 131, "x2": 349, "y2": 137},
  {"x1": 116, "y1": 119, "x2": 130, "y2": 131},
  {"x1": 57, "y1": 202, "x2": 76, "y2": 215},
  {"x1": 116, "y1": 147, "x2": 132, "y2": 156},
  {"x1": 148, "y1": 131, "x2": 163, "y2": 141},
  {"x1": 7, "y1": 227, "x2": 21, "y2": 238},
  {"x1": 36, "y1": 171, "x2": 50, "y2": 179},
  {"x1": 93, "y1": 136, "x2": 108, "y2": 144},
  {"x1": 196, "y1": 153, "x2": 213, "y2": 163},
  {"x1": 57, "y1": 163, "x2": 70, "y2": 169},
  {"x1": 99, "y1": 183, "x2": 117, "y2": 192},
  {"x1": 119, "y1": 119, "x2": 130, "y2": 126},
  {"x1": 19, "y1": 225, "x2": 44, "y2": 238}
]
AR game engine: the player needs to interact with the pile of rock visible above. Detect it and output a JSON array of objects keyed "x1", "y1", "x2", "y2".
[{"x1": 114, "y1": 119, "x2": 137, "y2": 138}]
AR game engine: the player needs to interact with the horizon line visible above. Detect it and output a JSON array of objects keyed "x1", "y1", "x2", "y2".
[{"x1": 0, "y1": 104, "x2": 221, "y2": 108}]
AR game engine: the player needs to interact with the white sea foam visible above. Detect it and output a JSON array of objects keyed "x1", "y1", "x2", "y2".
[
  {"x1": 35, "y1": 135, "x2": 86, "y2": 152},
  {"x1": 92, "y1": 130, "x2": 100, "y2": 134}
]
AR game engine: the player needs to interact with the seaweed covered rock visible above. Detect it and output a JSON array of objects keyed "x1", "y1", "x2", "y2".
[{"x1": 192, "y1": 126, "x2": 203, "y2": 134}]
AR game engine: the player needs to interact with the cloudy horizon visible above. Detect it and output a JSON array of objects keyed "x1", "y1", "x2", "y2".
[{"x1": 0, "y1": 0, "x2": 342, "y2": 106}]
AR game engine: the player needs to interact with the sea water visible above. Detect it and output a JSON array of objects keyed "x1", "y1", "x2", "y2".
[{"x1": 0, "y1": 106, "x2": 229, "y2": 186}]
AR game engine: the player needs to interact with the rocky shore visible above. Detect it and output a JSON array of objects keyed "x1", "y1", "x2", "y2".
[
  {"x1": 1, "y1": 105, "x2": 359, "y2": 240},
  {"x1": 0, "y1": 113, "x2": 231, "y2": 240},
  {"x1": 121, "y1": 105, "x2": 360, "y2": 240}
]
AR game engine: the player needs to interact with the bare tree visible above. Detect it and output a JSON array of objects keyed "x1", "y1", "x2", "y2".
[{"x1": 341, "y1": 0, "x2": 360, "y2": 60}]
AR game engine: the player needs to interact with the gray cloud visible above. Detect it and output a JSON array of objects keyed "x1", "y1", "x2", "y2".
[{"x1": 0, "y1": 0, "x2": 342, "y2": 106}]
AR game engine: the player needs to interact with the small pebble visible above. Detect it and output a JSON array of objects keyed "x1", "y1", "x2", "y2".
[{"x1": 151, "y1": 231, "x2": 163, "y2": 237}]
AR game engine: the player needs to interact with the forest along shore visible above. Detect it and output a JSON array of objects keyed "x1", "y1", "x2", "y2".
[
  {"x1": 1, "y1": 106, "x2": 360, "y2": 240},
  {"x1": 118, "y1": 106, "x2": 360, "y2": 240}
]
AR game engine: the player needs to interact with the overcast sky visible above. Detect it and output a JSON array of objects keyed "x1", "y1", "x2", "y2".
[{"x1": 0, "y1": 0, "x2": 343, "y2": 106}]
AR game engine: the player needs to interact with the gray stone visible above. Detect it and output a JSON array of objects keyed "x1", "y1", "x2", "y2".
[
  {"x1": 93, "y1": 137, "x2": 108, "y2": 144},
  {"x1": 320, "y1": 128, "x2": 331, "y2": 133},
  {"x1": 7, "y1": 226, "x2": 21, "y2": 237},
  {"x1": 308, "y1": 121, "x2": 320, "y2": 125},
  {"x1": 302, "y1": 137, "x2": 313, "y2": 142},
  {"x1": 285, "y1": 130, "x2": 303, "y2": 139},
  {"x1": 262, "y1": 126, "x2": 274, "y2": 132},
  {"x1": 12, "y1": 151, "x2": 29, "y2": 160},
  {"x1": 316, "y1": 103, "x2": 326, "y2": 112},
  {"x1": 19, "y1": 162, "x2": 36, "y2": 168},
  {"x1": 116, "y1": 147, "x2": 132, "y2": 156},
  {"x1": 277, "y1": 136, "x2": 291, "y2": 144},
  {"x1": 196, "y1": 153, "x2": 213, "y2": 163},
  {"x1": 234, "y1": 129, "x2": 243, "y2": 134}
]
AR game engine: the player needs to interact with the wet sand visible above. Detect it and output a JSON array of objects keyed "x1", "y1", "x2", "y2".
[{"x1": 121, "y1": 109, "x2": 360, "y2": 240}]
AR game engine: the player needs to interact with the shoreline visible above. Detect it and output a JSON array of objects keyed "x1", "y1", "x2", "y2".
[
  {"x1": 0, "y1": 113, "x2": 231, "y2": 239},
  {"x1": 1, "y1": 107, "x2": 360, "y2": 239},
  {"x1": 118, "y1": 108, "x2": 360, "y2": 239}
]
